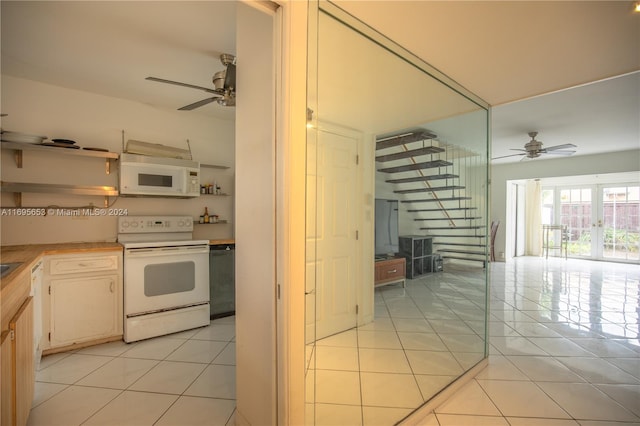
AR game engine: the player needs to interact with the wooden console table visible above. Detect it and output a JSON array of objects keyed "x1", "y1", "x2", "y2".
[{"x1": 374, "y1": 257, "x2": 406, "y2": 288}]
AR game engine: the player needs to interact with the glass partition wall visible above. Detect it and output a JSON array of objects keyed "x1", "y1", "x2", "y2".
[{"x1": 305, "y1": 3, "x2": 490, "y2": 424}]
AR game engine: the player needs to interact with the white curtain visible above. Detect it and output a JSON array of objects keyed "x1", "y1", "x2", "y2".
[{"x1": 525, "y1": 180, "x2": 542, "y2": 256}]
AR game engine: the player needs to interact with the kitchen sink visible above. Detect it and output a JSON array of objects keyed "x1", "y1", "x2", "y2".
[{"x1": 0, "y1": 262, "x2": 23, "y2": 278}]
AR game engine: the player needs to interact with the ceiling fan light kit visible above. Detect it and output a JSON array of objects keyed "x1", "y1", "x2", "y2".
[
  {"x1": 492, "y1": 130, "x2": 577, "y2": 161},
  {"x1": 146, "y1": 53, "x2": 236, "y2": 110}
]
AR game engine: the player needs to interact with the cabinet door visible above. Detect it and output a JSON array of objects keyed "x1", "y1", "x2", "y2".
[
  {"x1": 1, "y1": 297, "x2": 34, "y2": 426},
  {"x1": 50, "y1": 275, "x2": 119, "y2": 347},
  {"x1": 1, "y1": 330, "x2": 13, "y2": 426},
  {"x1": 12, "y1": 298, "x2": 34, "y2": 426}
]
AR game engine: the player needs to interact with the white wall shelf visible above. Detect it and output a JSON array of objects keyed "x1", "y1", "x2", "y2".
[
  {"x1": 194, "y1": 220, "x2": 230, "y2": 225},
  {"x1": 200, "y1": 163, "x2": 230, "y2": 170},
  {"x1": 1, "y1": 181, "x2": 118, "y2": 208}
]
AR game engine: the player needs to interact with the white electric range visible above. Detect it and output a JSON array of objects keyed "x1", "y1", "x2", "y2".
[{"x1": 118, "y1": 215, "x2": 210, "y2": 342}]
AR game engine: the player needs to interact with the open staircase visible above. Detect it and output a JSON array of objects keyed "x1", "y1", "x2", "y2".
[{"x1": 376, "y1": 129, "x2": 488, "y2": 267}]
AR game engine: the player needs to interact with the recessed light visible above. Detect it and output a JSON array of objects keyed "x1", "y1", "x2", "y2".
[{"x1": 635, "y1": 2, "x2": 640, "y2": 12}]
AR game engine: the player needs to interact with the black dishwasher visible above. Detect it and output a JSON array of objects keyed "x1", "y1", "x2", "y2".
[{"x1": 209, "y1": 243, "x2": 235, "y2": 319}]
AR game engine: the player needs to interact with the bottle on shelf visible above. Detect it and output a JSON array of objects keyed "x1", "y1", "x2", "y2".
[{"x1": 204, "y1": 207, "x2": 210, "y2": 224}]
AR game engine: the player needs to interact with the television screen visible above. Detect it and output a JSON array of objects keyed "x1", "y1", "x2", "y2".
[{"x1": 375, "y1": 199, "x2": 399, "y2": 256}]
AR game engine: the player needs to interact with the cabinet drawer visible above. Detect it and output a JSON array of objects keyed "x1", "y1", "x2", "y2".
[
  {"x1": 375, "y1": 258, "x2": 405, "y2": 281},
  {"x1": 48, "y1": 254, "x2": 119, "y2": 275}
]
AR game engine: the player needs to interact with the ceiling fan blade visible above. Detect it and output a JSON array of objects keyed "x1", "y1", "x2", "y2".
[
  {"x1": 544, "y1": 150, "x2": 576, "y2": 156},
  {"x1": 178, "y1": 97, "x2": 220, "y2": 111},
  {"x1": 544, "y1": 143, "x2": 577, "y2": 151},
  {"x1": 146, "y1": 76, "x2": 219, "y2": 94},
  {"x1": 509, "y1": 148, "x2": 527, "y2": 152},
  {"x1": 491, "y1": 153, "x2": 526, "y2": 160}
]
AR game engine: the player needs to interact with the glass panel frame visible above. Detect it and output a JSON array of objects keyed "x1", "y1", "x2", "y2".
[{"x1": 306, "y1": 1, "x2": 491, "y2": 423}]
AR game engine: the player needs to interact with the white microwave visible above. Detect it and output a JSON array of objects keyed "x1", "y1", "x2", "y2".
[{"x1": 119, "y1": 153, "x2": 200, "y2": 197}]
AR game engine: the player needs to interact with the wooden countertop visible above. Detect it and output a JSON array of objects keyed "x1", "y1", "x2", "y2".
[
  {"x1": 1, "y1": 240, "x2": 232, "y2": 329},
  {"x1": 209, "y1": 239, "x2": 235, "y2": 246},
  {"x1": 1, "y1": 242, "x2": 123, "y2": 285},
  {"x1": 1, "y1": 240, "x2": 232, "y2": 284},
  {"x1": 1, "y1": 242, "x2": 123, "y2": 331}
]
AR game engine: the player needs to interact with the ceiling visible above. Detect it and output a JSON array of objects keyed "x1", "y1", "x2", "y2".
[
  {"x1": 1, "y1": 1, "x2": 639, "y2": 163},
  {"x1": 1, "y1": 1, "x2": 237, "y2": 120}
]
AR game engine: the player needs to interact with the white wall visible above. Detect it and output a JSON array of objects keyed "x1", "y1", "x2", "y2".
[
  {"x1": 491, "y1": 149, "x2": 640, "y2": 261},
  {"x1": 0, "y1": 76, "x2": 235, "y2": 244}
]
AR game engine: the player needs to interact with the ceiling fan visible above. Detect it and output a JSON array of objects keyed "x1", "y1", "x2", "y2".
[
  {"x1": 492, "y1": 131, "x2": 577, "y2": 160},
  {"x1": 146, "y1": 53, "x2": 236, "y2": 110}
]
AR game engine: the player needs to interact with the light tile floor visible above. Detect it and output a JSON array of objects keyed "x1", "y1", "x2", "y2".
[
  {"x1": 307, "y1": 263, "x2": 490, "y2": 424},
  {"x1": 29, "y1": 257, "x2": 640, "y2": 425},
  {"x1": 28, "y1": 316, "x2": 236, "y2": 426},
  {"x1": 425, "y1": 257, "x2": 640, "y2": 426}
]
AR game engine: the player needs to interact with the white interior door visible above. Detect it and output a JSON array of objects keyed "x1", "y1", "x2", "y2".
[{"x1": 312, "y1": 127, "x2": 359, "y2": 340}]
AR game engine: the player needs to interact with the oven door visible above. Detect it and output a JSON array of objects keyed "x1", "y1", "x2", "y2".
[{"x1": 124, "y1": 243, "x2": 209, "y2": 316}]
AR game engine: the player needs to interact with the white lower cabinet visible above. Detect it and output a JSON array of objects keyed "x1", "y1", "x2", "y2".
[{"x1": 42, "y1": 251, "x2": 123, "y2": 351}]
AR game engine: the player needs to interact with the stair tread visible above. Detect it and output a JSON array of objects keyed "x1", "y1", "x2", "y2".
[
  {"x1": 441, "y1": 255, "x2": 487, "y2": 264},
  {"x1": 408, "y1": 207, "x2": 477, "y2": 212},
  {"x1": 433, "y1": 242, "x2": 486, "y2": 247},
  {"x1": 438, "y1": 249, "x2": 486, "y2": 255},
  {"x1": 376, "y1": 130, "x2": 437, "y2": 150},
  {"x1": 376, "y1": 146, "x2": 444, "y2": 162},
  {"x1": 420, "y1": 226, "x2": 484, "y2": 230},
  {"x1": 428, "y1": 234, "x2": 486, "y2": 238},
  {"x1": 378, "y1": 159, "x2": 452, "y2": 173},
  {"x1": 387, "y1": 174, "x2": 459, "y2": 184},
  {"x1": 394, "y1": 185, "x2": 465, "y2": 194},
  {"x1": 402, "y1": 197, "x2": 472, "y2": 203},
  {"x1": 415, "y1": 217, "x2": 482, "y2": 221}
]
